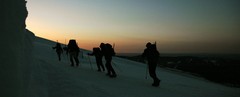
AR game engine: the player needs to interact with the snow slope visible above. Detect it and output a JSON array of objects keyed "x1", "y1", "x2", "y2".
[{"x1": 28, "y1": 37, "x2": 240, "y2": 97}]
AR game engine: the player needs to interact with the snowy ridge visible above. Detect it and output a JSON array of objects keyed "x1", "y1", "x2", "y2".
[{"x1": 28, "y1": 37, "x2": 240, "y2": 97}]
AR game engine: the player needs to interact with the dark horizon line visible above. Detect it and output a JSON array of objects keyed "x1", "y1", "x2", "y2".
[
  {"x1": 36, "y1": 36, "x2": 240, "y2": 56},
  {"x1": 116, "y1": 52, "x2": 240, "y2": 57}
]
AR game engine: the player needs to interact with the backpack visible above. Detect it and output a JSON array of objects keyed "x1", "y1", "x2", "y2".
[
  {"x1": 67, "y1": 39, "x2": 80, "y2": 52},
  {"x1": 151, "y1": 44, "x2": 157, "y2": 50},
  {"x1": 145, "y1": 43, "x2": 159, "y2": 59},
  {"x1": 93, "y1": 47, "x2": 102, "y2": 56},
  {"x1": 105, "y1": 43, "x2": 115, "y2": 56},
  {"x1": 93, "y1": 47, "x2": 101, "y2": 53},
  {"x1": 150, "y1": 44, "x2": 159, "y2": 57}
]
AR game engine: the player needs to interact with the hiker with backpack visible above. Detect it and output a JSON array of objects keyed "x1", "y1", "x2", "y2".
[
  {"x1": 52, "y1": 42, "x2": 63, "y2": 61},
  {"x1": 142, "y1": 42, "x2": 161, "y2": 87},
  {"x1": 100, "y1": 43, "x2": 117, "y2": 78},
  {"x1": 67, "y1": 39, "x2": 80, "y2": 67},
  {"x1": 88, "y1": 47, "x2": 105, "y2": 72}
]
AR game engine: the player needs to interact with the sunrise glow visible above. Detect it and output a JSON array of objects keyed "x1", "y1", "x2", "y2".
[{"x1": 26, "y1": 0, "x2": 240, "y2": 54}]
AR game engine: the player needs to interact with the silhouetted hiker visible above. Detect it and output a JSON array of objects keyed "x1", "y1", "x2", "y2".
[
  {"x1": 88, "y1": 47, "x2": 105, "y2": 72},
  {"x1": 67, "y1": 39, "x2": 80, "y2": 67},
  {"x1": 142, "y1": 42, "x2": 161, "y2": 87},
  {"x1": 100, "y1": 43, "x2": 117, "y2": 78},
  {"x1": 52, "y1": 42, "x2": 63, "y2": 61}
]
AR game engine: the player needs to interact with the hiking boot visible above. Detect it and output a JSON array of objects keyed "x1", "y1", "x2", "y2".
[
  {"x1": 152, "y1": 79, "x2": 161, "y2": 87},
  {"x1": 109, "y1": 74, "x2": 117, "y2": 78}
]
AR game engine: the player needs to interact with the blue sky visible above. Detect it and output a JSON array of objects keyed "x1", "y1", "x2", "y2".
[{"x1": 26, "y1": 0, "x2": 240, "y2": 54}]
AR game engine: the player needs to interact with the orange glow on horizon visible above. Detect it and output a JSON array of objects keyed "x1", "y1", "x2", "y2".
[{"x1": 26, "y1": 0, "x2": 240, "y2": 54}]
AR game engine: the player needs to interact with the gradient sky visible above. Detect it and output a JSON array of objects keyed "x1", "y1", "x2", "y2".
[{"x1": 26, "y1": 0, "x2": 240, "y2": 54}]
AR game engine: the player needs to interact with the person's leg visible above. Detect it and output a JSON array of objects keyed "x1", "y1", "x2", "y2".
[
  {"x1": 57, "y1": 53, "x2": 61, "y2": 61},
  {"x1": 96, "y1": 58, "x2": 101, "y2": 71},
  {"x1": 105, "y1": 61, "x2": 111, "y2": 75},
  {"x1": 107, "y1": 58, "x2": 116, "y2": 77},
  {"x1": 148, "y1": 63, "x2": 157, "y2": 80},
  {"x1": 74, "y1": 52, "x2": 79, "y2": 66},
  {"x1": 148, "y1": 61, "x2": 160, "y2": 86},
  {"x1": 70, "y1": 53, "x2": 74, "y2": 66},
  {"x1": 109, "y1": 64, "x2": 117, "y2": 77},
  {"x1": 99, "y1": 57, "x2": 105, "y2": 71}
]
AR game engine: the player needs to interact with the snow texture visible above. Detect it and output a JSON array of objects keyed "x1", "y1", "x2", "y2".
[{"x1": 24, "y1": 37, "x2": 239, "y2": 97}]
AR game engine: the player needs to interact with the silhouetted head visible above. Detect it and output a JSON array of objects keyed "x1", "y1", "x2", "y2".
[
  {"x1": 146, "y1": 42, "x2": 152, "y2": 48},
  {"x1": 100, "y1": 43, "x2": 105, "y2": 48}
]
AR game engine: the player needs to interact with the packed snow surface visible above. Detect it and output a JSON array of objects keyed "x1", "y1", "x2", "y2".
[{"x1": 28, "y1": 37, "x2": 240, "y2": 97}]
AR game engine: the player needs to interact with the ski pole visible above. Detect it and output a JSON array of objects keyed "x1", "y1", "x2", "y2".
[
  {"x1": 81, "y1": 51, "x2": 84, "y2": 59},
  {"x1": 145, "y1": 60, "x2": 148, "y2": 79},
  {"x1": 145, "y1": 65, "x2": 148, "y2": 79},
  {"x1": 79, "y1": 51, "x2": 83, "y2": 59},
  {"x1": 87, "y1": 55, "x2": 93, "y2": 70}
]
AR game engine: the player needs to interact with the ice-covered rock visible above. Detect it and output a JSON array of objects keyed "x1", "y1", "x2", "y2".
[{"x1": 1, "y1": 0, "x2": 35, "y2": 97}]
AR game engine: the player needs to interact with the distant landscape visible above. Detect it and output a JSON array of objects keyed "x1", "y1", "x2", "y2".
[{"x1": 117, "y1": 53, "x2": 240, "y2": 87}]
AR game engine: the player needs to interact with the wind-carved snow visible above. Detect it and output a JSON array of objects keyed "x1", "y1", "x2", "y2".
[{"x1": 28, "y1": 37, "x2": 240, "y2": 97}]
